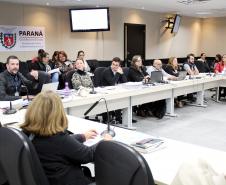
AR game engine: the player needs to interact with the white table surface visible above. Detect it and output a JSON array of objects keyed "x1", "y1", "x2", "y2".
[{"x1": 1, "y1": 110, "x2": 226, "y2": 185}]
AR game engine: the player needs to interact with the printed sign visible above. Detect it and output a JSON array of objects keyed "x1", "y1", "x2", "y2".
[{"x1": 0, "y1": 25, "x2": 45, "y2": 51}]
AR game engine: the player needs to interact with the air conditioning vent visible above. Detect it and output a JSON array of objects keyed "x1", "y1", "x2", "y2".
[{"x1": 177, "y1": 0, "x2": 211, "y2": 5}]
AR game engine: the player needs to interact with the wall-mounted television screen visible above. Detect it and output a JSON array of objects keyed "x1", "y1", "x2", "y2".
[
  {"x1": 171, "y1": 15, "x2": 181, "y2": 33},
  {"x1": 69, "y1": 8, "x2": 110, "y2": 32}
]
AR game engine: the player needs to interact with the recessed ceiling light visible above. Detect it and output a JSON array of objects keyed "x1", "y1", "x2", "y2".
[
  {"x1": 96, "y1": 5, "x2": 100, "y2": 7},
  {"x1": 46, "y1": 2, "x2": 50, "y2": 6},
  {"x1": 141, "y1": 7, "x2": 145, "y2": 10}
]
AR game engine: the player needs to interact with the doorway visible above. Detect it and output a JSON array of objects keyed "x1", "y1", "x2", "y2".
[{"x1": 124, "y1": 23, "x2": 146, "y2": 67}]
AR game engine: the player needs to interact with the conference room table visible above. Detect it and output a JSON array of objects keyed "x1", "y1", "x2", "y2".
[
  {"x1": 1, "y1": 109, "x2": 226, "y2": 185},
  {"x1": 62, "y1": 74, "x2": 224, "y2": 128}
]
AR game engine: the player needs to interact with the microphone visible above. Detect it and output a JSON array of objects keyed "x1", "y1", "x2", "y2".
[
  {"x1": 84, "y1": 98, "x2": 115, "y2": 137},
  {"x1": 3, "y1": 101, "x2": 17, "y2": 115},
  {"x1": 89, "y1": 76, "x2": 96, "y2": 94},
  {"x1": 21, "y1": 85, "x2": 29, "y2": 101},
  {"x1": 84, "y1": 100, "x2": 99, "y2": 116}
]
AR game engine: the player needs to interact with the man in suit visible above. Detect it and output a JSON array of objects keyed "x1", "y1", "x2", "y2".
[
  {"x1": 195, "y1": 53, "x2": 210, "y2": 73},
  {"x1": 101, "y1": 57, "x2": 127, "y2": 123},
  {"x1": 0, "y1": 55, "x2": 35, "y2": 101},
  {"x1": 102, "y1": 57, "x2": 127, "y2": 86}
]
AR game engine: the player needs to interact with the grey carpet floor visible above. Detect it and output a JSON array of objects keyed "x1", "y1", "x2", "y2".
[{"x1": 134, "y1": 91, "x2": 226, "y2": 152}]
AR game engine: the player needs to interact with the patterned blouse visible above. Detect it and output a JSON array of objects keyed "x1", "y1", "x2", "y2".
[{"x1": 71, "y1": 70, "x2": 93, "y2": 90}]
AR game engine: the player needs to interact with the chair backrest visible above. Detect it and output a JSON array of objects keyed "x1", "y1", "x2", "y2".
[
  {"x1": 122, "y1": 67, "x2": 129, "y2": 78},
  {"x1": 0, "y1": 62, "x2": 6, "y2": 73},
  {"x1": 65, "y1": 69, "x2": 76, "y2": 89},
  {"x1": 94, "y1": 141, "x2": 155, "y2": 185},
  {"x1": 93, "y1": 67, "x2": 106, "y2": 87},
  {"x1": 0, "y1": 127, "x2": 50, "y2": 185}
]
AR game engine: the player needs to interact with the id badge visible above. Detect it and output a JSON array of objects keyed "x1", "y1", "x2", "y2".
[{"x1": 15, "y1": 91, "x2": 19, "y2": 96}]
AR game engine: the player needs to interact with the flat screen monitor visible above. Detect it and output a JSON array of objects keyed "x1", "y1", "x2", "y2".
[
  {"x1": 69, "y1": 8, "x2": 110, "y2": 32},
  {"x1": 171, "y1": 15, "x2": 181, "y2": 33}
]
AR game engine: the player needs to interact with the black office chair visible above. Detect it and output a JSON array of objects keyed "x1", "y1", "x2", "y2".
[
  {"x1": 0, "y1": 127, "x2": 50, "y2": 185},
  {"x1": 64, "y1": 69, "x2": 76, "y2": 89},
  {"x1": 93, "y1": 67, "x2": 106, "y2": 87},
  {"x1": 94, "y1": 141, "x2": 155, "y2": 185},
  {"x1": 122, "y1": 67, "x2": 129, "y2": 79}
]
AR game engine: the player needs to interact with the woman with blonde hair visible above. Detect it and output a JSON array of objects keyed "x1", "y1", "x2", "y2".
[
  {"x1": 21, "y1": 91, "x2": 111, "y2": 185},
  {"x1": 165, "y1": 57, "x2": 180, "y2": 77}
]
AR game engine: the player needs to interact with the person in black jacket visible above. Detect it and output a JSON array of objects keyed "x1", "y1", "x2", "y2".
[
  {"x1": 164, "y1": 57, "x2": 180, "y2": 77},
  {"x1": 127, "y1": 55, "x2": 150, "y2": 82},
  {"x1": 20, "y1": 91, "x2": 111, "y2": 185},
  {"x1": 30, "y1": 51, "x2": 59, "y2": 83},
  {"x1": 0, "y1": 55, "x2": 36, "y2": 101},
  {"x1": 195, "y1": 53, "x2": 210, "y2": 73},
  {"x1": 102, "y1": 57, "x2": 127, "y2": 86},
  {"x1": 101, "y1": 57, "x2": 127, "y2": 123}
]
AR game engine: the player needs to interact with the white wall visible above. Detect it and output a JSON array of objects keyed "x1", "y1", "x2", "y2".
[
  {"x1": 201, "y1": 17, "x2": 226, "y2": 56},
  {"x1": 0, "y1": 2, "x2": 203, "y2": 62}
]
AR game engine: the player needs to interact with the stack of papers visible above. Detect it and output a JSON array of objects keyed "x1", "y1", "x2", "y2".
[{"x1": 131, "y1": 137, "x2": 166, "y2": 154}]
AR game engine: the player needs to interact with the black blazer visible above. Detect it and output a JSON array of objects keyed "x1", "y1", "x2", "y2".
[
  {"x1": 128, "y1": 66, "x2": 148, "y2": 82},
  {"x1": 102, "y1": 67, "x2": 127, "y2": 86},
  {"x1": 25, "y1": 130, "x2": 96, "y2": 185}
]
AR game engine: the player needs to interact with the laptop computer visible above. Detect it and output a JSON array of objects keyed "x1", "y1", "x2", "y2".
[
  {"x1": 150, "y1": 71, "x2": 163, "y2": 83},
  {"x1": 41, "y1": 82, "x2": 59, "y2": 92},
  {"x1": 177, "y1": 71, "x2": 187, "y2": 81}
]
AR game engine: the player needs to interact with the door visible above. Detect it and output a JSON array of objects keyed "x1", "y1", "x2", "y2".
[{"x1": 124, "y1": 23, "x2": 146, "y2": 67}]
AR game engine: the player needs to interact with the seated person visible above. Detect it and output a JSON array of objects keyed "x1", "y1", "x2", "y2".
[
  {"x1": 0, "y1": 55, "x2": 36, "y2": 101},
  {"x1": 20, "y1": 91, "x2": 111, "y2": 185},
  {"x1": 196, "y1": 52, "x2": 210, "y2": 73},
  {"x1": 102, "y1": 57, "x2": 127, "y2": 86},
  {"x1": 183, "y1": 53, "x2": 199, "y2": 75},
  {"x1": 31, "y1": 49, "x2": 45, "y2": 63},
  {"x1": 56, "y1": 51, "x2": 74, "y2": 89},
  {"x1": 165, "y1": 57, "x2": 184, "y2": 107},
  {"x1": 102, "y1": 57, "x2": 127, "y2": 123},
  {"x1": 214, "y1": 54, "x2": 226, "y2": 74},
  {"x1": 147, "y1": 59, "x2": 177, "y2": 81},
  {"x1": 30, "y1": 51, "x2": 59, "y2": 82},
  {"x1": 71, "y1": 58, "x2": 93, "y2": 90},
  {"x1": 56, "y1": 51, "x2": 73, "y2": 74},
  {"x1": 77, "y1": 50, "x2": 90, "y2": 72},
  {"x1": 184, "y1": 53, "x2": 199, "y2": 102},
  {"x1": 164, "y1": 57, "x2": 180, "y2": 77},
  {"x1": 128, "y1": 55, "x2": 150, "y2": 82},
  {"x1": 128, "y1": 55, "x2": 166, "y2": 119},
  {"x1": 214, "y1": 54, "x2": 226, "y2": 99}
]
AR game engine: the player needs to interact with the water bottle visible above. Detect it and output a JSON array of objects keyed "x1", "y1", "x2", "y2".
[{"x1": 64, "y1": 82, "x2": 70, "y2": 97}]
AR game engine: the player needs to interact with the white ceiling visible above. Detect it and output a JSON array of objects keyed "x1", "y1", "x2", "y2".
[{"x1": 1, "y1": 0, "x2": 226, "y2": 18}]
